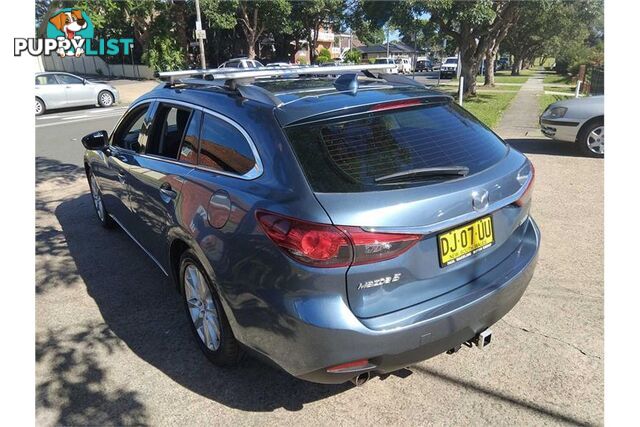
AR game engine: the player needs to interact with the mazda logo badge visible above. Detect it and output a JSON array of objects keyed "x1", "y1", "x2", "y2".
[{"x1": 472, "y1": 189, "x2": 489, "y2": 211}]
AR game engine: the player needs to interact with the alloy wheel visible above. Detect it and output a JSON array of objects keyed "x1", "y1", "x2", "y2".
[
  {"x1": 100, "y1": 92, "x2": 114, "y2": 107},
  {"x1": 586, "y1": 125, "x2": 604, "y2": 155},
  {"x1": 184, "y1": 264, "x2": 221, "y2": 351},
  {"x1": 35, "y1": 99, "x2": 43, "y2": 115}
]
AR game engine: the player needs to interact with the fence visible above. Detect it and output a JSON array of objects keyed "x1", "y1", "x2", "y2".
[
  {"x1": 38, "y1": 54, "x2": 155, "y2": 80},
  {"x1": 581, "y1": 65, "x2": 604, "y2": 95}
]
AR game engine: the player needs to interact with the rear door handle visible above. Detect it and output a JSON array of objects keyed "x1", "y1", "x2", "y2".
[
  {"x1": 116, "y1": 155, "x2": 128, "y2": 163},
  {"x1": 159, "y1": 183, "x2": 177, "y2": 202},
  {"x1": 117, "y1": 170, "x2": 126, "y2": 184}
]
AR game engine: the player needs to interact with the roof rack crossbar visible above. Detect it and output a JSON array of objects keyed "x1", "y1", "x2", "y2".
[{"x1": 157, "y1": 64, "x2": 398, "y2": 83}]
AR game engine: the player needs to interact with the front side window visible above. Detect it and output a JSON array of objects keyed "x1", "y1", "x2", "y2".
[
  {"x1": 56, "y1": 74, "x2": 83, "y2": 84},
  {"x1": 111, "y1": 104, "x2": 150, "y2": 151},
  {"x1": 198, "y1": 113, "x2": 256, "y2": 175},
  {"x1": 146, "y1": 104, "x2": 193, "y2": 160}
]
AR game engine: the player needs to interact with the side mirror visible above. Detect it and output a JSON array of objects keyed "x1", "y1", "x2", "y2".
[{"x1": 82, "y1": 130, "x2": 109, "y2": 150}]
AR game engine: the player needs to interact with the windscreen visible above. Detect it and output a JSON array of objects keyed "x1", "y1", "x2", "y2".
[
  {"x1": 285, "y1": 101, "x2": 508, "y2": 193},
  {"x1": 445, "y1": 58, "x2": 457, "y2": 64}
]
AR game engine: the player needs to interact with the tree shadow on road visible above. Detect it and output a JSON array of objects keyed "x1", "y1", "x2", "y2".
[
  {"x1": 506, "y1": 138, "x2": 598, "y2": 158},
  {"x1": 45, "y1": 192, "x2": 350, "y2": 413},
  {"x1": 36, "y1": 324, "x2": 148, "y2": 425}
]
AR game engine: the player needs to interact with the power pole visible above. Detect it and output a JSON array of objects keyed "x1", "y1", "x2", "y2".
[
  {"x1": 194, "y1": 0, "x2": 207, "y2": 69},
  {"x1": 386, "y1": 25, "x2": 390, "y2": 57}
]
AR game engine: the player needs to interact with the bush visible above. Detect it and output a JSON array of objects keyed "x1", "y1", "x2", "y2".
[
  {"x1": 142, "y1": 35, "x2": 185, "y2": 72},
  {"x1": 343, "y1": 49, "x2": 361, "y2": 64},
  {"x1": 316, "y1": 47, "x2": 332, "y2": 64}
]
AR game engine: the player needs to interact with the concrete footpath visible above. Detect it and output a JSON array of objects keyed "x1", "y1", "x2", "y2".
[
  {"x1": 495, "y1": 72, "x2": 545, "y2": 138},
  {"x1": 107, "y1": 79, "x2": 160, "y2": 104}
]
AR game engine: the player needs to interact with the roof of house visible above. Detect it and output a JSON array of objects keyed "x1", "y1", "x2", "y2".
[{"x1": 356, "y1": 42, "x2": 417, "y2": 55}]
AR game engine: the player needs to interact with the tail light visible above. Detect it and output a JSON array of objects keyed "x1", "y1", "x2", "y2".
[
  {"x1": 515, "y1": 162, "x2": 535, "y2": 207},
  {"x1": 256, "y1": 211, "x2": 421, "y2": 268},
  {"x1": 371, "y1": 99, "x2": 423, "y2": 112}
]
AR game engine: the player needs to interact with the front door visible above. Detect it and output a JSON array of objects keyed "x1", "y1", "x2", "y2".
[
  {"x1": 55, "y1": 73, "x2": 95, "y2": 106},
  {"x1": 125, "y1": 102, "x2": 201, "y2": 269},
  {"x1": 95, "y1": 102, "x2": 155, "y2": 231}
]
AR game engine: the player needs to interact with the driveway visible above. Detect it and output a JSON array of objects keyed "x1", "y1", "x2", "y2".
[{"x1": 35, "y1": 134, "x2": 603, "y2": 425}]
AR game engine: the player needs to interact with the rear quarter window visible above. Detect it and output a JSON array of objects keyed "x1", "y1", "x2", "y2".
[{"x1": 284, "y1": 101, "x2": 508, "y2": 193}]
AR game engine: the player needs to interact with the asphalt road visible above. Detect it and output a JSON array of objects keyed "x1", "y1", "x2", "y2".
[
  {"x1": 36, "y1": 106, "x2": 127, "y2": 167},
  {"x1": 35, "y1": 110, "x2": 603, "y2": 425}
]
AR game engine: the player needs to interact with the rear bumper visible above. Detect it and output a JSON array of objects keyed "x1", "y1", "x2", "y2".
[{"x1": 242, "y1": 217, "x2": 540, "y2": 384}]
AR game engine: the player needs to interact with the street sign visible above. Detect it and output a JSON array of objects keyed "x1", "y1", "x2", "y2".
[{"x1": 195, "y1": 29, "x2": 206, "y2": 40}]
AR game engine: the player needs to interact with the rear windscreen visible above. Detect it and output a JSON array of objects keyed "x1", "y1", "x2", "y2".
[{"x1": 285, "y1": 101, "x2": 508, "y2": 193}]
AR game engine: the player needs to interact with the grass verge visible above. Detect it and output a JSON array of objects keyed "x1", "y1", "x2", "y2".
[
  {"x1": 539, "y1": 93, "x2": 567, "y2": 114},
  {"x1": 476, "y1": 71, "x2": 529, "y2": 84},
  {"x1": 543, "y1": 74, "x2": 572, "y2": 85},
  {"x1": 450, "y1": 91, "x2": 518, "y2": 129}
]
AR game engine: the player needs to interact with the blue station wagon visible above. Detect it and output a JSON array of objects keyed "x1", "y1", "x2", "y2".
[{"x1": 81, "y1": 65, "x2": 540, "y2": 385}]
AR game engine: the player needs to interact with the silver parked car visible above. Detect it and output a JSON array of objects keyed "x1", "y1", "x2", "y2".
[
  {"x1": 35, "y1": 72, "x2": 119, "y2": 116},
  {"x1": 218, "y1": 58, "x2": 264, "y2": 69},
  {"x1": 540, "y1": 95, "x2": 604, "y2": 157}
]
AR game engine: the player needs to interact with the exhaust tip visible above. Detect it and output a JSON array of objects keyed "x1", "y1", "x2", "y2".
[{"x1": 350, "y1": 371, "x2": 371, "y2": 386}]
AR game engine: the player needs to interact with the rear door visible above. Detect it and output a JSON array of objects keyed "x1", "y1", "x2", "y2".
[
  {"x1": 125, "y1": 101, "x2": 200, "y2": 268},
  {"x1": 284, "y1": 100, "x2": 534, "y2": 318}
]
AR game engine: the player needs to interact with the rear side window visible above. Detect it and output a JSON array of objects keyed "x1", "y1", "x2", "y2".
[
  {"x1": 198, "y1": 113, "x2": 256, "y2": 176},
  {"x1": 285, "y1": 101, "x2": 508, "y2": 193}
]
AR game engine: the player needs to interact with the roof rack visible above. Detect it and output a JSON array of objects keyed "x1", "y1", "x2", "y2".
[
  {"x1": 156, "y1": 64, "x2": 427, "y2": 107},
  {"x1": 157, "y1": 64, "x2": 398, "y2": 84}
]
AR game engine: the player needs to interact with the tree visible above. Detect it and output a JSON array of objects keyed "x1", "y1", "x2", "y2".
[
  {"x1": 236, "y1": 0, "x2": 291, "y2": 59},
  {"x1": 502, "y1": 0, "x2": 602, "y2": 75},
  {"x1": 423, "y1": 0, "x2": 520, "y2": 97},
  {"x1": 289, "y1": 0, "x2": 345, "y2": 63}
]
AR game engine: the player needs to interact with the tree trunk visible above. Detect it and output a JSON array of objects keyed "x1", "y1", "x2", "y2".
[
  {"x1": 511, "y1": 56, "x2": 522, "y2": 75},
  {"x1": 247, "y1": 39, "x2": 256, "y2": 59},
  {"x1": 484, "y1": 50, "x2": 496, "y2": 86}
]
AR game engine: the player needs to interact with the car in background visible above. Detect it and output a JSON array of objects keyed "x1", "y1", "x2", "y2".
[
  {"x1": 496, "y1": 58, "x2": 510, "y2": 71},
  {"x1": 539, "y1": 95, "x2": 604, "y2": 157},
  {"x1": 80, "y1": 64, "x2": 539, "y2": 385},
  {"x1": 267, "y1": 62, "x2": 295, "y2": 68},
  {"x1": 373, "y1": 57, "x2": 399, "y2": 74},
  {"x1": 218, "y1": 58, "x2": 264, "y2": 69},
  {"x1": 35, "y1": 72, "x2": 119, "y2": 116},
  {"x1": 440, "y1": 56, "x2": 459, "y2": 78},
  {"x1": 395, "y1": 57, "x2": 412, "y2": 73},
  {"x1": 416, "y1": 59, "x2": 433, "y2": 72}
]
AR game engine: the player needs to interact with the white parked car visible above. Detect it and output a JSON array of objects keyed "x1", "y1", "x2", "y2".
[
  {"x1": 35, "y1": 72, "x2": 119, "y2": 116},
  {"x1": 373, "y1": 58, "x2": 399, "y2": 74},
  {"x1": 440, "y1": 56, "x2": 459, "y2": 78},
  {"x1": 395, "y1": 57, "x2": 413, "y2": 73},
  {"x1": 218, "y1": 58, "x2": 264, "y2": 69}
]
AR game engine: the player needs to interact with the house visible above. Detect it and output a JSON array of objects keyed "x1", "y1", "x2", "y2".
[
  {"x1": 356, "y1": 41, "x2": 419, "y2": 62},
  {"x1": 294, "y1": 28, "x2": 363, "y2": 63}
]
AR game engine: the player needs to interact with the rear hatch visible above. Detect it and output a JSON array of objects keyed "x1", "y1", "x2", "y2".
[{"x1": 284, "y1": 99, "x2": 534, "y2": 318}]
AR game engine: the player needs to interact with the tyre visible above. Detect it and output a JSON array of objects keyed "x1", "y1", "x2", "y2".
[
  {"x1": 88, "y1": 171, "x2": 115, "y2": 229},
  {"x1": 98, "y1": 90, "x2": 114, "y2": 108},
  {"x1": 35, "y1": 97, "x2": 45, "y2": 116},
  {"x1": 579, "y1": 120, "x2": 604, "y2": 158},
  {"x1": 180, "y1": 250, "x2": 241, "y2": 366}
]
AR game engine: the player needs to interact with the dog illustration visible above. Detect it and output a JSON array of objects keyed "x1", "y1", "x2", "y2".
[{"x1": 49, "y1": 10, "x2": 87, "y2": 57}]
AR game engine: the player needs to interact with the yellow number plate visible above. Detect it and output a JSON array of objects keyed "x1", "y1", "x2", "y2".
[{"x1": 438, "y1": 216, "x2": 494, "y2": 267}]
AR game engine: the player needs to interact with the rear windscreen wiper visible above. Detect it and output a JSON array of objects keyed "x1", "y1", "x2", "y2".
[{"x1": 375, "y1": 166, "x2": 470, "y2": 184}]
